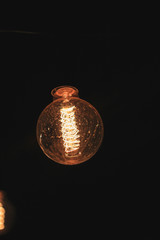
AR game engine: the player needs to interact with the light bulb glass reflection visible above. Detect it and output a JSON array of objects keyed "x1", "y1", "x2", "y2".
[{"x1": 36, "y1": 86, "x2": 104, "y2": 165}]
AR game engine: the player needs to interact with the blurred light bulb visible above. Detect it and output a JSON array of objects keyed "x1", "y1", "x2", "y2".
[
  {"x1": 36, "y1": 86, "x2": 104, "y2": 165},
  {"x1": 0, "y1": 202, "x2": 5, "y2": 230},
  {"x1": 0, "y1": 192, "x2": 6, "y2": 232},
  {"x1": 0, "y1": 191, "x2": 15, "y2": 235}
]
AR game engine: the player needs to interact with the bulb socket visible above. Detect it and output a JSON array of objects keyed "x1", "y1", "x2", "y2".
[{"x1": 51, "y1": 86, "x2": 79, "y2": 99}]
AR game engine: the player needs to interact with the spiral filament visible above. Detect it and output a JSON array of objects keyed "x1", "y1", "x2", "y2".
[
  {"x1": 60, "y1": 106, "x2": 80, "y2": 153},
  {"x1": 0, "y1": 203, "x2": 5, "y2": 230}
]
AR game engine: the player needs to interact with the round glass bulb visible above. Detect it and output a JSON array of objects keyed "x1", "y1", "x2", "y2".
[{"x1": 36, "y1": 86, "x2": 104, "y2": 165}]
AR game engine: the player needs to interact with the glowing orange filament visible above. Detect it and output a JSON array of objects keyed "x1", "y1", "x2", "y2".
[
  {"x1": 60, "y1": 106, "x2": 80, "y2": 153},
  {"x1": 0, "y1": 203, "x2": 5, "y2": 230}
]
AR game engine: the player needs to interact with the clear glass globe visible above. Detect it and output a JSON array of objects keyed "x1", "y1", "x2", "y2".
[{"x1": 36, "y1": 86, "x2": 104, "y2": 165}]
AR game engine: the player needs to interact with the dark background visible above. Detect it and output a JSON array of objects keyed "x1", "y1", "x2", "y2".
[{"x1": 0, "y1": 12, "x2": 157, "y2": 239}]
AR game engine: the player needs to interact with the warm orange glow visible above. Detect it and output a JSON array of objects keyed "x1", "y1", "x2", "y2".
[
  {"x1": 36, "y1": 86, "x2": 104, "y2": 165},
  {"x1": 60, "y1": 106, "x2": 80, "y2": 153},
  {"x1": 0, "y1": 203, "x2": 5, "y2": 230}
]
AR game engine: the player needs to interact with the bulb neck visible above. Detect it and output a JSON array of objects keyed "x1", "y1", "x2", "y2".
[{"x1": 51, "y1": 86, "x2": 79, "y2": 100}]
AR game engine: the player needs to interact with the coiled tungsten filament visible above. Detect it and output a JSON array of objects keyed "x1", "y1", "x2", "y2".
[{"x1": 60, "y1": 106, "x2": 80, "y2": 153}]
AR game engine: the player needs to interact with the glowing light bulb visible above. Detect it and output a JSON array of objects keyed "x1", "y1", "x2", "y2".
[
  {"x1": 0, "y1": 202, "x2": 5, "y2": 230},
  {"x1": 0, "y1": 191, "x2": 15, "y2": 235},
  {"x1": 0, "y1": 194, "x2": 5, "y2": 232},
  {"x1": 36, "y1": 86, "x2": 104, "y2": 165}
]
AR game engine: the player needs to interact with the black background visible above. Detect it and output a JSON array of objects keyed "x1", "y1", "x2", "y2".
[{"x1": 0, "y1": 11, "x2": 157, "y2": 239}]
